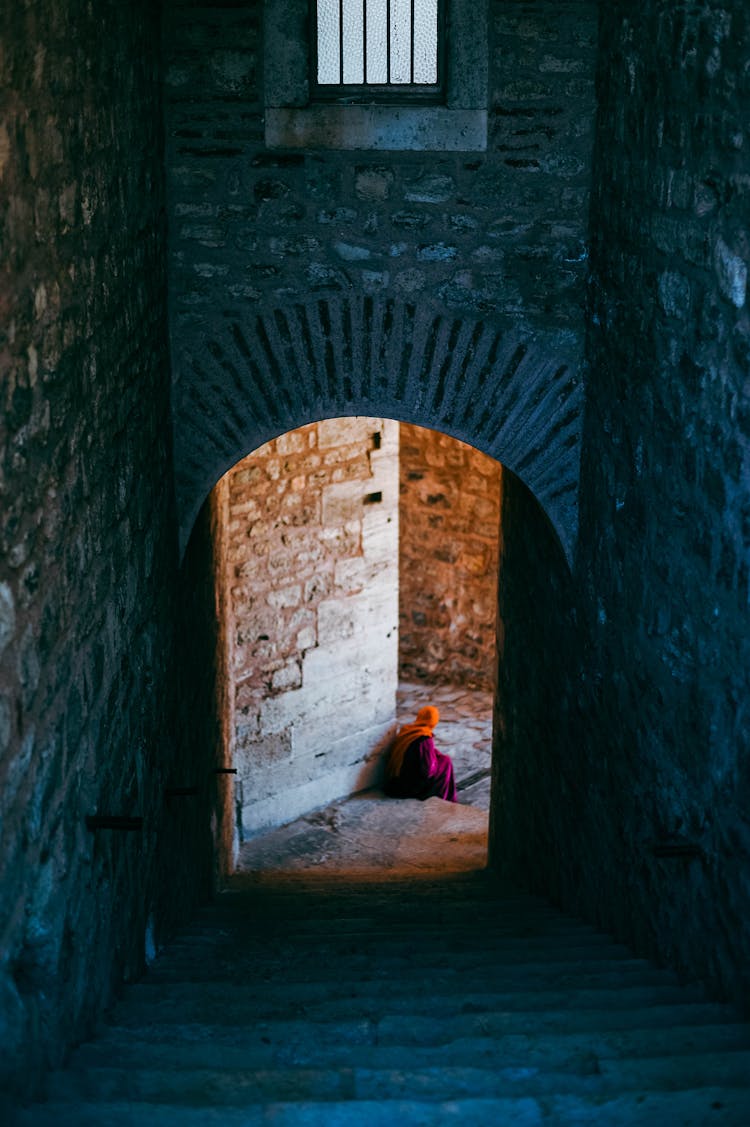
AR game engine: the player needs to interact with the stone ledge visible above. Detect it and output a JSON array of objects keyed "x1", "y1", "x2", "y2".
[{"x1": 265, "y1": 107, "x2": 487, "y2": 152}]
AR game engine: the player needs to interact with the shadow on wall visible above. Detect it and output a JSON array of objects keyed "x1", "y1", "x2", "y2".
[
  {"x1": 216, "y1": 417, "x2": 401, "y2": 843},
  {"x1": 211, "y1": 416, "x2": 506, "y2": 843},
  {"x1": 488, "y1": 468, "x2": 579, "y2": 878}
]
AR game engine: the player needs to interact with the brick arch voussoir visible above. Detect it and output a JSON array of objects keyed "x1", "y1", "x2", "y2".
[{"x1": 173, "y1": 294, "x2": 584, "y2": 565}]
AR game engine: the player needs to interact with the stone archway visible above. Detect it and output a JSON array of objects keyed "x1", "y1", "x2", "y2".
[{"x1": 172, "y1": 294, "x2": 584, "y2": 564}]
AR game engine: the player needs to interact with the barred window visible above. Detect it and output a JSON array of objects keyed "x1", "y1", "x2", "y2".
[{"x1": 312, "y1": 0, "x2": 444, "y2": 101}]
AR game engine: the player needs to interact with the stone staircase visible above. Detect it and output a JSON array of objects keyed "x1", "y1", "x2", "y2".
[{"x1": 14, "y1": 871, "x2": 750, "y2": 1125}]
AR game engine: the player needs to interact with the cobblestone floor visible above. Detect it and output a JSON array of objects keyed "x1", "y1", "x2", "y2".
[{"x1": 237, "y1": 682, "x2": 493, "y2": 878}]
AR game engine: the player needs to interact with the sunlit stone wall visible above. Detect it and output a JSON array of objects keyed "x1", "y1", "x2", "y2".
[
  {"x1": 222, "y1": 418, "x2": 399, "y2": 835},
  {"x1": 399, "y1": 425, "x2": 501, "y2": 690}
]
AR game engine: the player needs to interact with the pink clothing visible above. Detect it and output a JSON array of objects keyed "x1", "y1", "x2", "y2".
[{"x1": 384, "y1": 735, "x2": 457, "y2": 802}]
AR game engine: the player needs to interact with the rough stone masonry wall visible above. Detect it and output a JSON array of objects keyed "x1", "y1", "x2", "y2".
[
  {"x1": 224, "y1": 418, "x2": 399, "y2": 836},
  {"x1": 399, "y1": 425, "x2": 501, "y2": 690},
  {"x1": 494, "y1": 0, "x2": 750, "y2": 1010},
  {"x1": 0, "y1": 0, "x2": 203, "y2": 1098},
  {"x1": 162, "y1": 0, "x2": 599, "y2": 543},
  {"x1": 164, "y1": 0, "x2": 596, "y2": 331}
]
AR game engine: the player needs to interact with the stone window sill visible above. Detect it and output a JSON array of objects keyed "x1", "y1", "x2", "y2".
[{"x1": 265, "y1": 105, "x2": 487, "y2": 152}]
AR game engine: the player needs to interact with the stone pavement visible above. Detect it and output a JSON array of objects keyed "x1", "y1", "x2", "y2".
[
  {"x1": 236, "y1": 681, "x2": 493, "y2": 879},
  {"x1": 236, "y1": 790, "x2": 489, "y2": 880}
]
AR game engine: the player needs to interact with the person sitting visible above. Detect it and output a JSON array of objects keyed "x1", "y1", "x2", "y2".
[{"x1": 384, "y1": 705, "x2": 457, "y2": 803}]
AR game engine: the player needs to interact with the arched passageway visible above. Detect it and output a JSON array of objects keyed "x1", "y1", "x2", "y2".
[
  {"x1": 172, "y1": 296, "x2": 584, "y2": 564},
  {"x1": 212, "y1": 417, "x2": 504, "y2": 851},
  {"x1": 172, "y1": 295, "x2": 582, "y2": 877},
  {"x1": 190, "y1": 407, "x2": 574, "y2": 882}
]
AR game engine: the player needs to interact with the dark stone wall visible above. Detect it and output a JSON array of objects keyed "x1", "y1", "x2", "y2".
[
  {"x1": 0, "y1": 0, "x2": 219, "y2": 1099},
  {"x1": 170, "y1": 499, "x2": 235, "y2": 910},
  {"x1": 492, "y1": 0, "x2": 750, "y2": 1010},
  {"x1": 164, "y1": 0, "x2": 596, "y2": 330},
  {"x1": 163, "y1": 0, "x2": 598, "y2": 555},
  {"x1": 579, "y1": 0, "x2": 750, "y2": 1008},
  {"x1": 489, "y1": 471, "x2": 578, "y2": 895}
]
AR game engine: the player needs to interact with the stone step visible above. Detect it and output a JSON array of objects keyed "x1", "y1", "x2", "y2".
[
  {"x1": 93, "y1": 1000, "x2": 735, "y2": 1041},
  {"x1": 14, "y1": 1089, "x2": 750, "y2": 1126},
  {"x1": 46, "y1": 1050, "x2": 750, "y2": 1106},
  {"x1": 170, "y1": 925, "x2": 616, "y2": 954},
  {"x1": 374, "y1": 1002, "x2": 736, "y2": 1044},
  {"x1": 218, "y1": 898, "x2": 550, "y2": 922},
  {"x1": 123, "y1": 978, "x2": 706, "y2": 1019},
  {"x1": 213, "y1": 878, "x2": 515, "y2": 895},
  {"x1": 157, "y1": 942, "x2": 631, "y2": 978},
  {"x1": 16, "y1": 867, "x2": 750, "y2": 1123},
  {"x1": 76, "y1": 1020, "x2": 750, "y2": 1073},
  {"x1": 215, "y1": 900, "x2": 534, "y2": 922},
  {"x1": 177, "y1": 916, "x2": 602, "y2": 941},
  {"x1": 138, "y1": 959, "x2": 668, "y2": 996},
  {"x1": 143, "y1": 960, "x2": 682, "y2": 992},
  {"x1": 190, "y1": 894, "x2": 573, "y2": 920},
  {"x1": 188, "y1": 888, "x2": 572, "y2": 915},
  {"x1": 219, "y1": 874, "x2": 512, "y2": 897},
  {"x1": 115, "y1": 982, "x2": 709, "y2": 1026},
  {"x1": 147, "y1": 946, "x2": 645, "y2": 982},
  {"x1": 188, "y1": 882, "x2": 569, "y2": 905}
]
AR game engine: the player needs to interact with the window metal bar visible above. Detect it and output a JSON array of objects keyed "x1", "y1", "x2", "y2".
[
  {"x1": 437, "y1": 0, "x2": 445, "y2": 90},
  {"x1": 311, "y1": 0, "x2": 444, "y2": 99},
  {"x1": 386, "y1": 0, "x2": 391, "y2": 84}
]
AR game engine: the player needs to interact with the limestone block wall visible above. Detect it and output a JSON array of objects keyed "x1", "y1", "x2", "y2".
[
  {"x1": 223, "y1": 419, "x2": 399, "y2": 836},
  {"x1": 399, "y1": 425, "x2": 501, "y2": 690}
]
